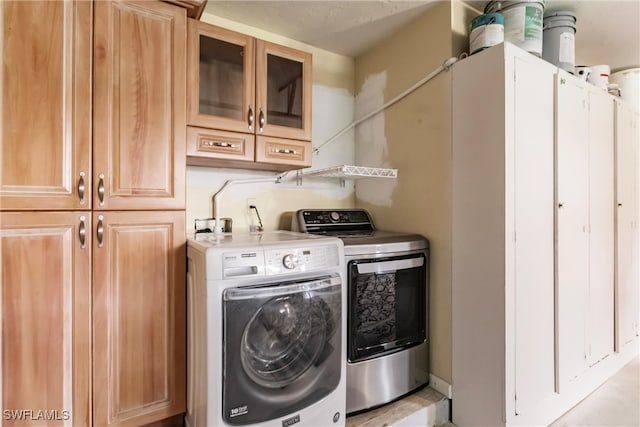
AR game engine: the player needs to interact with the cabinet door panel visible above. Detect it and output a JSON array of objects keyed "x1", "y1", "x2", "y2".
[
  {"x1": 187, "y1": 21, "x2": 255, "y2": 133},
  {"x1": 587, "y1": 91, "x2": 615, "y2": 364},
  {"x1": 94, "y1": 1, "x2": 186, "y2": 210},
  {"x1": 1, "y1": 1, "x2": 91, "y2": 210},
  {"x1": 93, "y1": 211, "x2": 185, "y2": 426},
  {"x1": 556, "y1": 76, "x2": 590, "y2": 385},
  {"x1": 256, "y1": 40, "x2": 312, "y2": 141},
  {"x1": 616, "y1": 102, "x2": 640, "y2": 348},
  {"x1": 512, "y1": 57, "x2": 555, "y2": 413},
  {"x1": 1, "y1": 212, "x2": 91, "y2": 426}
]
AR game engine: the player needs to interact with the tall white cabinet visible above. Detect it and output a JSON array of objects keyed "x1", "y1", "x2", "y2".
[
  {"x1": 615, "y1": 99, "x2": 640, "y2": 349},
  {"x1": 452, "y1": 43, "x2": 556, "y2": 426},
  {"x1": 556, "y1": 71, "x2": 615, "y2": 388},
  {"x1": 452, "y1": 42, "x2": 640, "y2": 427}
]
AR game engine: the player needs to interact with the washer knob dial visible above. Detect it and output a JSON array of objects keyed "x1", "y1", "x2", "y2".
[
  {"x1": 282, "y1": 253, "x2": 299, "y2": 269},
  {"x1": 330, "y1": 211, "x2": 340, "y2": 222}
]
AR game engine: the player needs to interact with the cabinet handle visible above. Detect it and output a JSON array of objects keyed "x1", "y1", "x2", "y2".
[
  {"x1": 79, "y1": 215, "x2": 86, "y2": 249},
  {"x1": 78, "y1": 172, "x2": 86, "y2": 205},
  {"x1": 248, "y1": 105, "x2": 254, "y2": 131},
  {"x1": 558, "y1": 203, "x2": 564, "y2": 208},
  {"x1": 272, "y1": 148, "x2": 298, "y2": 155},
  {"x1": 203, "y1": 140, "x2": 237, "y2": 148},
  {"x1": 97, "y1": 215, "x2": 104, "y2": 248},
  {"x1": 618, "y1": 203, "x2": 623, "y2": 207},
  {"x1": 98, "y1": 173, "x2": 105, "y2": 206},
  {"x1": 258, "y1": 108, "x2": 265, "y2": 133}
]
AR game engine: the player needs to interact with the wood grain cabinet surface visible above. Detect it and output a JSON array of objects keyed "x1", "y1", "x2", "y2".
[
  {"x1": 0, "y1": 0, "x2": 92, "y2": 211},
  {"x1": 1, "y1": 212, "x2": 92, "y2": 426},
  {"x1": 1, "y1": 1, "x2": 188, "y2": 425},
  {"x1": 186, "y1": 20, "x2": 312, "y2": 170},
  {"x1": 94, "y1": 0, "x2": 186, "y2": 211},
  {"x1": 93, "y1": 211, "x2": 186, "y2": 427}
]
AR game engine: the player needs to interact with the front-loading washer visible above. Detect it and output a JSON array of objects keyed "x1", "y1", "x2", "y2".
[{"x1": 186, "y1": 231, "x2": 346, "y2": 427}]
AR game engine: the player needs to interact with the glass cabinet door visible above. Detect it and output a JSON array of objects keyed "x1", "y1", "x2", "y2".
[
  {"x1": 187, "y1": 21, "x2": 255, "y2": 133},
  {"x1": 256, "y1": 40, "x2": 312, "y2": 141}
]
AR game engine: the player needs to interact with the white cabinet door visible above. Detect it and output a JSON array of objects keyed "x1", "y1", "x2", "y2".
[
  {"x1": 615, "y1": 101, "x2": 640, "y2": 349},
  {"x1": 512, "y1": 56, "x2": 555, "y2": 414},
  {"x1": 587, "y1": 89, "x2": 615, "y2": 365},
  {"x1": 556, "y1": 74, "x2": 590, "y2": 385}
]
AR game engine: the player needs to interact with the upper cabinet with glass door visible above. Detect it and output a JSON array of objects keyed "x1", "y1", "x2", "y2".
[
  {"x1": 186, "y1": 20, "x2": 312, "y2": 170},
  {"x1": 255, "y1": 40, "x2": 312, "y2": 141},
  {"x1": 187, "y1": 21, "x2": 255, "y2": 134}
]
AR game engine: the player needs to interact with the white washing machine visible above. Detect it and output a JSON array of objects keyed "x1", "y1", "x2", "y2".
[{"x1": 186, "y1": 231, "x2": 346, "y2": 427}]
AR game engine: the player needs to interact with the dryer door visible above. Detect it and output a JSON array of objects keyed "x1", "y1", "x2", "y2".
[{"x1": 222, "y1": 274, "x2": 342, "y2": 425}]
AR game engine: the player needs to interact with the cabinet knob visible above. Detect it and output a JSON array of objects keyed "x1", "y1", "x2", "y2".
[{"x1": 558, "y1": 203, "x2": 564, "y2": 208}]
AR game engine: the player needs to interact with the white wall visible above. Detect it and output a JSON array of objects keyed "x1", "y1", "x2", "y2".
[{"x1": 186, "y1": 14, "x2": 357, "y2": 233}]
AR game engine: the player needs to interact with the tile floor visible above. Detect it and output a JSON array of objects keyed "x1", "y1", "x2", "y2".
[{"x1": 550, "y1": 356, "x2": 640, "y2": 427}]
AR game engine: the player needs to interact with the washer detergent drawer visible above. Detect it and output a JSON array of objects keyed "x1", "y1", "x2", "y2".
[{"x1": 222, "y1": 275, "x2": 342, "y2": 425}]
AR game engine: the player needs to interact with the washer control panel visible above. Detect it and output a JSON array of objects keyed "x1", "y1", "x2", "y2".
[{"x1": 265, "y1": 244, "x2": 340, "y2": 275}]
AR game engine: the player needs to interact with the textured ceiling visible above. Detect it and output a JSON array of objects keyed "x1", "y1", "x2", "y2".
[
  {"x1": 204, "y1": 1, "x2": 439, "y2": 57},
  {"x1": 204, "y1": 0, "x2": 640, "y2": 71}
]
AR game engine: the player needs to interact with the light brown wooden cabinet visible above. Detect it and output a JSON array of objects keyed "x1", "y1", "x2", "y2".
[
  {"x1": 1, "y1": 0, "x2": 186, "y2": 211},
  {"x1": 93, "y1": 211, "x2": 186, "y2": 427},
  {"x1": 92, "y1": 2, "x2": 187, "y2": 425},
  {"x1": 1, "y1": 212, "x2": 92, "y2": 426},
  {"x1": 1, "y1": 1, "x2": 187, "y2": 425},
  {"x1": 94, "y1": 0, "x2": 186, "y2": 211},
  {"x1": 186, "y1": 20, "x2": 312, "y2": 170},
  {"x1": 1, "y1": 0, "x2": 92, "y2": 211}
]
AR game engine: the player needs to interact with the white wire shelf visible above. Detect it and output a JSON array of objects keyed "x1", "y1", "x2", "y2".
[{"x1": 299, "y1": 165, "x2": 398, "y2": 179}]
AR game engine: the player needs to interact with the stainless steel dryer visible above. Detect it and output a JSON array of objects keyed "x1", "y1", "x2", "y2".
[
  {"x1": 292, "y1": 209, "x2": 429, "y2": 414},
  {"x1": 186, "y1": 231, "x2": 346, "y2": 427}
]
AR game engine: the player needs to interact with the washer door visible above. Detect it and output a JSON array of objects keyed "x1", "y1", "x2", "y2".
[
  {"x1": 222, "y1": 275, "x2": 342, "y2": 425},
  {"x1": 241, "y1": 292, "x2": 329, "y2": 388}
]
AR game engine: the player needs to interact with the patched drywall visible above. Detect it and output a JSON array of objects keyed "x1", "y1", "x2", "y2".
[
  {"x1": 354, "y1": 1, "x2": 456, "y2": 383},
  {"x1": 354, "y1": 71, "x2": 397, "y2": 207}
]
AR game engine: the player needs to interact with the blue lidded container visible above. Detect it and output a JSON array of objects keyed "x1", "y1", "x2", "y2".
[{"x1": 469, "y1": 13, "x2": 505, "y2": 55}]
